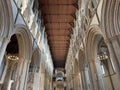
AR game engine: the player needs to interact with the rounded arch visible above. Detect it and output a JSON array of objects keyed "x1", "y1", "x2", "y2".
[
  {"x1": 26, "y1": 47, "x2": 41, "y2": 90},
  {"x1": 11, "y1": 24, "x2": 32, "y2": 61},
  {"x1": 101, "y1": 0, "x2": 120, "y2": 39},
  {"x1": 71, "y1": 56, "x2": 81, "y2": 90},
  {"x1": 101, "y1": 2, "x2": 120, "y2": 85},
  {"x1": 5, "y1": 25, "x2": 33, "y2": 90},
  {"x1": 86, "y1": 25, "x2": 105, "y2": 62},
  {"x1": 1, "y1": 27, "x2": 33, "y2": 90},
  {"x1": 85, "y1": 25, "x2": 113, "y2": 90},
  {"x1": 0, "y1": 0, "x2": 13, "y2": 37},
  {"x1": 31, "y1": 47, "x2": 41, "y2": 70}
]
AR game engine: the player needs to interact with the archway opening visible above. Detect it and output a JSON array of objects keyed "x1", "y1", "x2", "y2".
[
  {"x1": 6, "y1": 34, "x2": 19, "y2": 56},
  {"x1": 97, "y1": 39, "x2": 115, "y2": 90},
  {"x1": 27, "y1": 48, "x2": 40, "y2": 90},
  {"x1": 73, "y1": 59, "x2": 81, "y2": 90},
  {"x1": 86, "y1": 26, "x2": 116, "y2": 90},
  {"x1": 1, "y1": 34, "x2": 19, "y2": 90}
]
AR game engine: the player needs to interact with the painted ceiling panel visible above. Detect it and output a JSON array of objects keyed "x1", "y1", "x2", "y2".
[{"x1": 39, "y1": 0, "x2": 78, "y2": 67}]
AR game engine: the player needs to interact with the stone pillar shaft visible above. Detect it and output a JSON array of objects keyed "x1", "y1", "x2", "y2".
[
  {"x1": 106, "y1": 38, "x2": 120, "y2": 79},
  {"x1": 18, "y1": 60, "x2": 30, "y2": 90},
  {"x1": 0, "y1": 37, "x2": 10, "y2": 66},
  {"x1": 80, "y1": 70, "x2": 87, "y2": 90},
  {"x1": 89, "y1": 61, "x2": 99, "y2": 90}
]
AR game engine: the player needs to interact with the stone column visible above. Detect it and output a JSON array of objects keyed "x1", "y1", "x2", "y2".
[
  {"x1": 50, "y1": 76, "x2": 53, "y2": 90},
  {"x1": 95, "y1": 60, "x2": 105, "y2": 90},
  {"x1": 40, "y1": 65, "x2": 45, "y2": 90},
  {"x1": 18, "y1": 59, "x2": 30, "y2": 90},
  {"x1": 88, "y1": 60, "x2": 105, "y2": 90},
  {"x1": 26, "y1": 65, "x2": 36, "y2": 90},
  {"x1": 66, "y1": 76, "x2": 69, "y2": 90},
  {"x1": 80, "y1": 70, "x2": 87, "y2": 90},
  {"x1": 47, "y1": 71, "x2": 50, "y2": 89},
  {"x1": 106, "y1": 38, "x2": 120, "y2": 78},
  {"x1": 70, "y1": 71, "x2": 72, "y2": 89},
  {"x1": 1, "y1": 63, "x2": 12, "y2": 90},
  {"x1": 1, "y1": 61, "x2": 16, "y2": 90},
  {"x1": 24, "y1": 60, "x2": 32, "y2": 90},
  {"x1": 0, "y1": 36, "x2": 10, "y2": 66},
  {"x1": 44, "y1": 70, "x2": 48, "y2": 90},
  {"x1": 88, "y1": 60, "x2": 99, "y2": 90},
  {"x1": 46, "y1": 73, "x2": 49, "y2": 90},
  {"x1": 33, "y1": 67, "x2": 40, "y2": 90}
]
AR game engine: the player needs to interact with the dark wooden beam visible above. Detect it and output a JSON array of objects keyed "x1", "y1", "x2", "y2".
[
  {"x1": 70, "y1": 14, "x2": 76, "y2": 20},
  {"x1": 47, "y1": 35, "x2": 71, "y2": 38},
  {"x1": 41, "y1": 13, "x2": 75, "y2": 16},
  {"x1": 44, "y1": 21, "x2": 74, "y2": 24},
  {"x1": 45, "y1": 28, "x2": 72, "y2": 31},
  {"x1": 40, "y1": 4, "x2": 77, "y2": 6},
  {"x1": 69, "y1": 22, "x2": 74, "y2": 27},
  {"x1": 73, "y1": 3, "x2": 79, "y2": 10}
]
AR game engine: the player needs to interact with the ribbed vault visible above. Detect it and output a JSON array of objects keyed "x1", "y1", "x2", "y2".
[{"x1": 39, "y1": 0, "x2": 78, "y2": 67}]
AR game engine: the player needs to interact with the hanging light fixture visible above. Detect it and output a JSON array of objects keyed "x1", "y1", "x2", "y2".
[
  {"x1": 97, "y1": 51, "x2": 108, "y2": 60},
  {"x1": 7, "y1": 54, "x2": 19, "y2": 61}
]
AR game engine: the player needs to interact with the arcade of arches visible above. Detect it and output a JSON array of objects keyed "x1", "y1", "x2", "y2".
[{"x1": 0, "y1": 0, "x2": 120, "y2": 90}]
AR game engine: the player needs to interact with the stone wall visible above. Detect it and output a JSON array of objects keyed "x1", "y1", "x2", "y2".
[{"x1": 65, "y1": 0, "x2": 120, "y2": 90}]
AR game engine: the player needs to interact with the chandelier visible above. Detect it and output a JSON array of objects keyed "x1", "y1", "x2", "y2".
[
  {"x1": 7, "y1": 54, "x2": 19, "y2": 61},
  {"x1": 97, "y1": 52, "x2": 108, "y2": 60}
]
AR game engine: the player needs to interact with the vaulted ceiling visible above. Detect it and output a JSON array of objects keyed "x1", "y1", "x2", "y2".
[{"x1": 39, "y1": 0, "x2": 78, "y2": 68}]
